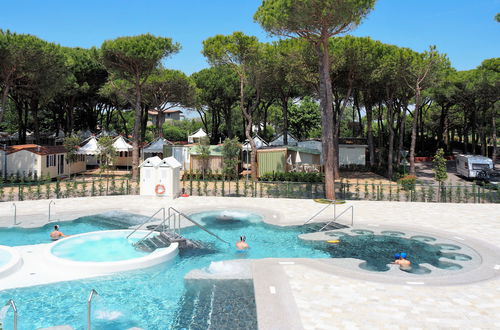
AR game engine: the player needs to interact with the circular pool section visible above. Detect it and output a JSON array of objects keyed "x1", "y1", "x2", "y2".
[
  {"x1": 46, "y1": 230, "x2": 179, "y2": 273},
  {"x1": 320, "y1": 228, "x2": 481, "y2": 274},
  {"x1": 0, "y1": 245, "x2": 22, "y2": 278}
]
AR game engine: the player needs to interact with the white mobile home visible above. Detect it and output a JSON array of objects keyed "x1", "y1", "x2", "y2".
[
  {"x1": 456, "y1": 155, "x2": 493, "y2": 179},
  {"x1": 6, "y1": 144, "x2": 86, "y2": 179}
]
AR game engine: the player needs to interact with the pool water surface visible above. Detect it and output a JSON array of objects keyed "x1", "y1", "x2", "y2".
[{"x1": 0, "y1": 210, "x2": 476, "y2": 329}]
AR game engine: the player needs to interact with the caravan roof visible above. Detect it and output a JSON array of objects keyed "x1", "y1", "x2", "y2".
[{"x1": 457, "y1": 155, "x2": 492, "y2": 162}]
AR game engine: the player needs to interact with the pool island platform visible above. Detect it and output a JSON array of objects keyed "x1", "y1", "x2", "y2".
[{"x1": 0, "y1": 196, "x2": 499, "y2": 329}]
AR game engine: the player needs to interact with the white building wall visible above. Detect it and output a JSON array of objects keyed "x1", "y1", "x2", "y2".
[{"x1": 7, "y1": 150, "x2": 38, "y2": 177}]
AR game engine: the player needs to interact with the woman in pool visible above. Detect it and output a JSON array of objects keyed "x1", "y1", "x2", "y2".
[
  {"x1": 50, "y1": 225, "x2": 68, "y2": 241},
  {"x1": 236, "y1": 235, "x2": 249, "y2": 251}
]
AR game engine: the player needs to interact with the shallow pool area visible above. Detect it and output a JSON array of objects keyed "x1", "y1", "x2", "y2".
[
  {"x1": 0, "y1": 208, "x2": 495, "y2": 329},
  {"x1": 51, "y1": 231, "x2": 148, "y2": 262},
  {"x1": 0, "y1": 213, "x2": 137, "y2": 246}
]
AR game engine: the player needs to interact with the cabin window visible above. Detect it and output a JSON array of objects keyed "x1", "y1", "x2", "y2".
[
  {"x1": 464, "y1": 162, "x2": 468, "y2": 169},
  {"x1": 472, "y1": 163, "x2": 489, "y2": 170},
  {"x1": 46, "y1": 155, "x2": 49, "y2": 167}
]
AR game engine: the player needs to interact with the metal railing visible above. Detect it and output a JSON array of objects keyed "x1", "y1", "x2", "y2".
[
  {"x1": 11, "y1": 203, "x2": 18, "y2": 225},
  {"x1": 87, "y1": 289, "x2": 99, "y2": 330},
  {"x1": 304, "y1": 201, "x2": 337, "y2": 225},
  {"x1": 167, "y1": 207, "x2": 229, "y2": 244},
  {"x1": 4, "y1": 299, "x2": 17, "y2": 330},
  {"x1": 318, "y1": 205, "x2": 354, "y2": 231},
  {"x1": 48, "y1": 200, "x2": 55, "y2": 222},
  {"x1": 134, "y1": 213, "x2": 176, "y2": 246},
  {"x1": 126, "y1": 207, "x2": 166, "y2": 239}
]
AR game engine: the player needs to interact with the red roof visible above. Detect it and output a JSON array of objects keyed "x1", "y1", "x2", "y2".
[{"x1": 7, "y1": 144, "x2": 68, "y2": 155}]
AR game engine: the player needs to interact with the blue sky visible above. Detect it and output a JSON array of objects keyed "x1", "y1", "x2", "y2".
[{"x1": 0, "y1": 0, "x2": 498, "y2": 75}]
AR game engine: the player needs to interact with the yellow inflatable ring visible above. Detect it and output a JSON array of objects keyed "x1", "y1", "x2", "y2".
[
  {"x1": 314, "y1": 199, "x2": 346, "y2": 205},
  {"x1": 327, "y1": 240, "x2": 340, "y2": 244}
]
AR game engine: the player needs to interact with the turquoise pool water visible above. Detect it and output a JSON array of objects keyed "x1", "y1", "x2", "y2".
[
  {"x1": 0, "y1": 210, "x2": 329, "y2": 329},
  {"x1": 51, "y1": 231, "x2": 147, "y2": 262},
  {"x1": 0, "y1": 217, "x2": 127, "y2": 246},
  {"x1": 0, "y1": 211, "x2": 474, "y2": 329}
]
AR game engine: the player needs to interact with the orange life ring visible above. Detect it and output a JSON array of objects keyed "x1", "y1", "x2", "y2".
[{"x1": 155, "y1": 184, "x2": 166, "y2": 195}]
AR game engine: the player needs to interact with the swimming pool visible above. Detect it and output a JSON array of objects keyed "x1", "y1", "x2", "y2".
[
  {"x1": 0, "y1": 212, "x2": 144, "y2": 246},
  {"x1": 0, "y1": 210, "x2": 329, "y2": 329},
  {"x1": 0, "y1": 210, "x2": 484, "y2": 329}
]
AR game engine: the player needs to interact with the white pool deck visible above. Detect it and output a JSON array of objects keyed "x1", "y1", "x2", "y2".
[{"x1": 0, "y1": 196, "x2": 499, "y2": 329}]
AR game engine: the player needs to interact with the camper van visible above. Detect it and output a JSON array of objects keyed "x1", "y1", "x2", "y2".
[{"x1": 456, "y1": 155, "x2": 493, "y2": 179}]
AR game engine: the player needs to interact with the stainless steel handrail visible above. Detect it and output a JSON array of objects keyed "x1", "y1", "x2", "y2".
[
  {"x1": 134, "y1": 213, "x2": 176, "y2": 246},
  {"x1": 304, "y1": 201, "x2": 337, "y2": 225},
  {"x1": 318, "y1": 205, "x2": 354, "y2": 231},
  {"x1": 48, "y1": 200, "x2": 55, "y2": 222},
  {"x1": 126, "y1": 207, "x2": 165, "y2": 239},
  {"x1": 87, "y1": 289, "x2": 98, "y2": 330},
  {"x1": 4, "y1": 299, "x2": 17, "y2": 330},
  {"x1": 12, "y1": 203, "x2": 18, "y2": 225},
  {"x1": 168, "y1": 207, "x2": 229, "y2": 244}
]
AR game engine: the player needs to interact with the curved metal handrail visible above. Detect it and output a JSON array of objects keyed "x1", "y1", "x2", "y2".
[
  {"x1": 168, "y1": 207, "x2": 229, "y2": 244},
  {"x1": 4, "y1": 299, "x2": 17, "y2": 330},
  {"x1": 318, "y1": 205, "x2": 354, "y2": 231},
  {"x1": 126, "y1": 207, "x2": 165, "y2": 239},
  {"x1": 87, "y1": 289, "x2": 98, "y2": 330},
  {"x1": 48, "y1": 200, "x2": 55, "y2": 222},
  {"x1": 304, "y1": 201, "x2": 336, "y2": 225}
]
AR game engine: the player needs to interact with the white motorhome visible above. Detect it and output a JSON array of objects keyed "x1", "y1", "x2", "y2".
[{"x1": 456, "y1": 155, "x2": 493, "y2": 179}]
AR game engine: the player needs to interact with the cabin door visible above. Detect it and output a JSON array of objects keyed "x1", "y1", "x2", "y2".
[{"x1": 58, "y1": 154, "x2": 64, "y2": 175}]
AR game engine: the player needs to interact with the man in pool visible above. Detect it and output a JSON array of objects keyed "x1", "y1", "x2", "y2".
[
  {"x1": 236, "y1": 235, "x2": 249, "y2": 250},
  {"x1": 394, "y1": 252, "x2": 411, "y2": 270},
  {"x1": 50, "y1": 225, "x2": 68, "y2": 241}
]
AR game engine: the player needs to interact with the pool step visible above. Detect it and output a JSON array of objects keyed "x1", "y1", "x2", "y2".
[
  {"x1": 306, "y1": 221, "x2": 349, "y2": 232},
  {"x1": 173, "y1": 280, "x2": 257, "y2": 329},
  {"x1": 135, "y1": 232, "x2": 172, "y2": 252}
]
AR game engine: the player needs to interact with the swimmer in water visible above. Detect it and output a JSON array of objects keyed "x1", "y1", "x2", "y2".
[
  {"x1": 394, "y1": 252, "x2": 411, "y2": 270},
  {"x1": 50, "y1": 225, "x2": 68, "y2": 241},
  {"x1": 236, "y1": 235, "x2": 249, "y2": 250}
]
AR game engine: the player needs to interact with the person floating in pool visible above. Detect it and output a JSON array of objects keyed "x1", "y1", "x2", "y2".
[
  {"x1": 393, "y1": 252, "x2": 411, "y2": 270},
  {"x1": 236, "y1": 235, "x2": 249, "y2": 251},
  {"x1": 50, "y1": 225, "x2": 68, "y2": 241}
]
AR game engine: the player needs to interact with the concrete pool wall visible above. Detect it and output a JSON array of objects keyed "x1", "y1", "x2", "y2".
[{"x1": 0, "y1": 245, "x2": 22, "y2": 278}]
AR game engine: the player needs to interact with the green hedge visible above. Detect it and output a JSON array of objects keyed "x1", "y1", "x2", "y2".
[{"x1": 259, "y1": 171, "x2": 324, "y2": 183}]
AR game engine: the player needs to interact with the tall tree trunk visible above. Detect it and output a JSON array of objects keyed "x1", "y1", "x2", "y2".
[
  {"x1": 396, "y1": 105, "x2": 406, "y2": 167},
  {"x1": 32, "y1": 99, "x2": 40, "y2": 144},
  {"x1": 316, "y1": 38, "x2": 336, "y2": 200},
  {"x1": 492, "y1": 108, "x2": 497, "y2": 167},
  {"x1": 0, "y1": 84, "x2": 11, "y2": 124},
  {"x1": 240, "y1": 77, "x2": 257, "y2": 181},
  {"x1": 16, "y1": 101, "x2": 24, "y2": 145},
  {"x1": 131, "y1": 78, "x2": 142, "y2": 180},
  {"x1": 117, "y1": 110, "x2": 129, "y2": 138},
  {"x1": 471, "y1": 107, "x2": 477, "y2": 154},
  {"x1": 282, "y1": 96, "x2": 289, "y2": 145},
  {"x1": 366, "y1": 103, "x2": 375, "y2": 168},
  {"x1": 354, "y1": 92, "x2": 363, "y2": 137},
  {"x1": 437, "y1": 105, "x2": 449, "y2": 149},
  {"x1": 386, "y1": 93, "x2": 395, "y2": 179},
  {"x1": 409, "y1": 87, "x2": 421, "y2": 175}
]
